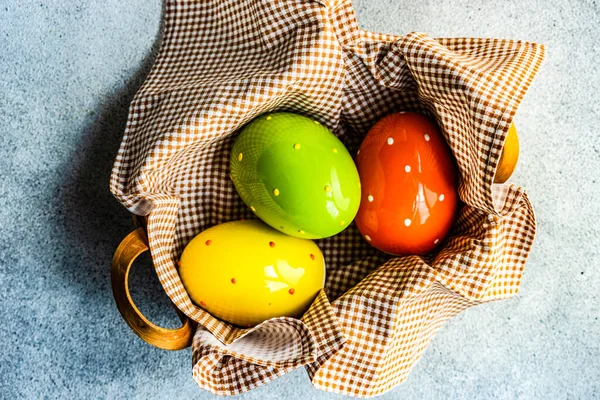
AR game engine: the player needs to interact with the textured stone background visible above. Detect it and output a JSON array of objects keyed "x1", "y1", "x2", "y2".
[{"x1": 1, "y1": 0, "x2": 598, "y2": 398}]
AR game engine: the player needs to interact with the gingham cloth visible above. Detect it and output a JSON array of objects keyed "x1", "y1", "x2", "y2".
[{"x1": 110, "y1": 0, "x2": 545, "y2": 396}]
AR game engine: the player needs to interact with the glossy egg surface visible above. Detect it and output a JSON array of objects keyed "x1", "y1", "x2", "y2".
[
  {"x1": 178, "y1": 219, "x2": 325, "y2": 327},
  {"x1": 355, "y1": 112, "x2": 459, "y2": 255},
  {"x1": 230, "y1": 112, "x2": 361, "y2": 239}
]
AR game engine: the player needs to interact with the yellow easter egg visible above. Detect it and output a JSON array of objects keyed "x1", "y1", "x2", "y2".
[
  {"x1": 494, "y1": 122, "x2": 520, "y2": 183},
  {"x1": 178, "y1": 220, "x2": 325, "y2": 327}
]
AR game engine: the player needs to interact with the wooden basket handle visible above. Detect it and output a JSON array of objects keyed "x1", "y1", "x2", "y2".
[{"x1": 111, "y1": 227, "x2": 194, "y2": 350}]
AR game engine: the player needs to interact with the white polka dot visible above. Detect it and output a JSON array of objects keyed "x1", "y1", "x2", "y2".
[
  {"x1": 387, "y1": 137, "x2": 394, "y2": 145},
  {"x1": 365, "y1": 235, "x2": 371, "y2": 242},
  {"x1": 424, "y1": 134, "x2": 431, "y2": 141},
  {"x1": 404, "y1": 218, "x2": 412, "y2": 227},
  {"x1": 434, "y1": 239, "x2": 440, "y2": 244},
  {"x1": 405, "y1": 165, "x2": 411, "y2": 172},
  {"x1": 357, "y1": 149, "x2": 361, "y2": 155},
  {"x1": 439, "y1": 194, "x2": 445, "y2": 202},
  {"x1": 368, "y1": 195, "x2": 374, "y2": 202}
]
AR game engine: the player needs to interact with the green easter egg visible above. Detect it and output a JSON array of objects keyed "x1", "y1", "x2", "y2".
[{"x1": 230, "y1": 112, "x2": 361, "y2": 239}]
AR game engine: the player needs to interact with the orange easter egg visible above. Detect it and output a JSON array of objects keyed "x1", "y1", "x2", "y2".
[{"x1": 355, "y1": 112, "x2": 459, "y2": 255}]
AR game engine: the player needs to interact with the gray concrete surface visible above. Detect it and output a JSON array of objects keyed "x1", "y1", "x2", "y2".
[{"x1": 0, "y1": 0, "x2": 598, "y2": 398}]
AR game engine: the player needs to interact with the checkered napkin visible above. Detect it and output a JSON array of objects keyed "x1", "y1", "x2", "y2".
[{"x1": 110, "y1": 0, "x2": 545, "y2": 396}]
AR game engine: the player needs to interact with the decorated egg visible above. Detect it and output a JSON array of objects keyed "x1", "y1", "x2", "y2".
[
  {"x1": 494, "y1": 122, "x2": 519, "y2": 183},
  {"x1": 355, "y1": 112, "x2": 459, "y2": 255},
  {"x1": 178, "y1": 219, "x2": 325, "y2": 327},
  {"x1": 230, "y1": 112, "x2": 361, "y2": 239}
]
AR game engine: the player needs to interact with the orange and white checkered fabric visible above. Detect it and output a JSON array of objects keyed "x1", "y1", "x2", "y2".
[{"x1": 110, "y1": 0, "x2": 545, "y2": 396}]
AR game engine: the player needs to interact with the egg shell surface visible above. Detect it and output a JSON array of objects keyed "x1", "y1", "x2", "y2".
[
  {"x1": 355, "y1": 112, "x2": 459, "y2": 255},
  {"x1": 178, "y1": 219, "x2": 325, "y2": 327},
  {"x1": 230, "y1": 112, "x2": 361, "y2": 239}
]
